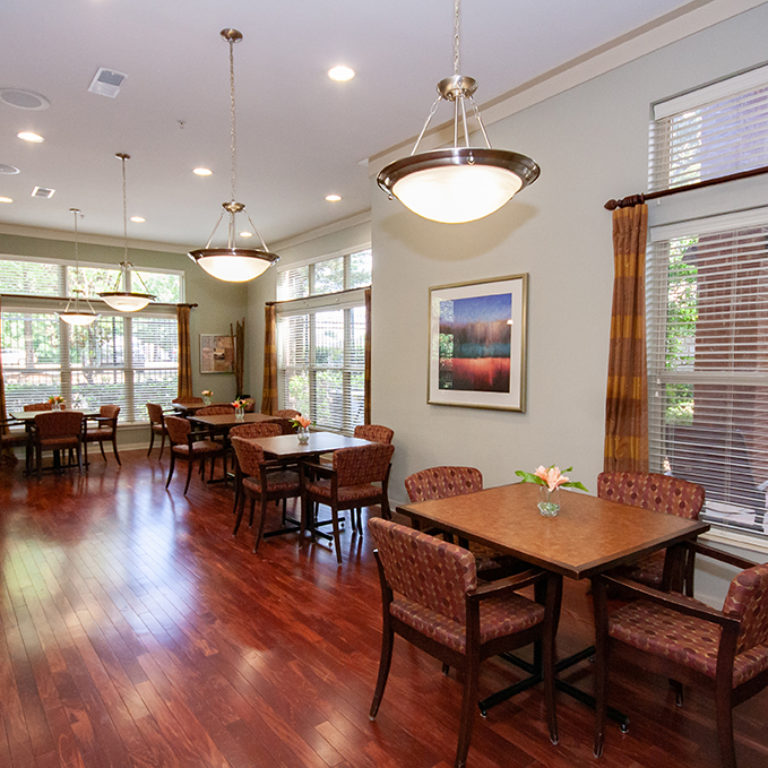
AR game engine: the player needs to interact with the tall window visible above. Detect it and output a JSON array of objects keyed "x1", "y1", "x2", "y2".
[
  {"x1": 1, "y1": 256, "x2": 182, "y2": 422},
  {"x1": 276, "y1": 248, "x2": 371, "y2": 434},
  {"x1": 647, "y1": 65, "x2": 768, "y2": 537}
]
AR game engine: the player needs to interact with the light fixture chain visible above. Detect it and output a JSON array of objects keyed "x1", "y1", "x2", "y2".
[
  {"x1": 120, "y1": 154, "x2": 129, "y2": 289},
  {"x1": 229, "y1": 37, "x2": 237, "y2": 202},
  {"x1": 453, "y1": 0, "x2": 461, "y2": 75}
]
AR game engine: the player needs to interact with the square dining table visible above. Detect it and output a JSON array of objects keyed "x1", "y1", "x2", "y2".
[{"x1": 396, "y1": 481, "x2": 710, "y2": 720}]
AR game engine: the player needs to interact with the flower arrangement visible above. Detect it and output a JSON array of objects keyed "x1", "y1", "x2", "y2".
[
  {"x1": 231, "y1": 397, "x2": 248, "y2": 409},
  {"x1": 201, "y1": 390, "x2": 213, "y2": 398},
  {"x1": 292, "y1": 416, "x2": 311, "y2": 430},
  {"x1": 515, "y1": 464, "x2": 588, "y2": 492},
  {"x1": 48, "y1": 395, "x2": 65, "y2": 404}
]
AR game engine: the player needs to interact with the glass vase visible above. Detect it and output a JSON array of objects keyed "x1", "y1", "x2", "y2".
[
  {"x1": 234, "y1": 406, "x2": 245, "y2": 421},
  {"x1": 203, "y1": 395, "x2": 212, "y2": 406},
  {"x1": 297, "y1": 425, "x2": 310, "y2": 444},
  {"x1": 537, "y1": 485, "x2": 561, "y2": 517}
]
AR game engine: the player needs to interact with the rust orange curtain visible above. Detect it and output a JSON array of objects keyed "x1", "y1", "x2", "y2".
[
  {"x1": 364, "y1": 287, "x2": 371, "y2": 425},
  {"x1": 604, "y1": 204, "x2": 649, "y2": 473},
  {"x1": 177, "y1": 305, "x2": 193, "y2": 399},
  {"x1": 261, "y1": 304, "x2": 277, "y2": 414}
]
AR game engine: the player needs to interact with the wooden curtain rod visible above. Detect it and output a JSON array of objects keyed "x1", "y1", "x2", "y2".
[
  {"x1": 0, "y1": 293, "x2": 198, "y2": 309},
  {"x1": 604, "y1": 164, "x2": 768, "y2": 210},
  {"x1": 265, "y1": 285, "x2": 370, "y2": 307}
]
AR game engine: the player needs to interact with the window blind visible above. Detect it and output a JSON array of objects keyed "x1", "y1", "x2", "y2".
[
  {"x1": 647, "y1": 215, "x2": 768, "y2": 535},
  {"x1": 649, "y1": 64, "x2": 768, "y2": 192}
]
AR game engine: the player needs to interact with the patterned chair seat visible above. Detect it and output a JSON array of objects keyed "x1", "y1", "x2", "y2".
[
  {"x1": 243, "y1": 471, "x2": 300, "y2": 495},
  {"x1": 303, "y1": 478, "x2": 382, "y2": 503},
  {"x1": 172, "y1": 439, "x2": 222, "y2": 456},
  {"x1": 391, "y1": 592, "x2": 546, "y2": 654}
]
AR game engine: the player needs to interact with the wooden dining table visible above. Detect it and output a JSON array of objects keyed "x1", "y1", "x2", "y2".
[
  {"x1": 396, "y1": 481, "x2": 710, "y2": 721},
  {"x1": 187, "y1": 412, "x2": 285, "y2": 430}
]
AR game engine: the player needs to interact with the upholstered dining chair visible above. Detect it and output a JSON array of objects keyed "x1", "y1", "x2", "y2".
[
  {"x1": 1, "y1": 416, "x2": 30, "y2": 463},
  {"x1": 404, "y1": 466, "x2": 521, "y2": 580},
  {"x1": 84, "y1": 405, "x2": 121, "y2": 465},
  {"x1": 593, "y1": 543, "x2": 768, "y2": 768},
  {"x1": 172, "y1": 396, "x2": 204, "y2": 406},
  {"x1": 368, "y1": 517, "x2": 561, "y2": 768},
  {"x1": 353, "y1": 423, "x2": 394, "y2": 444},
  {"x1": 228, "y1": 421, "x2": 283, "y2": 515},
  {"x1": 194, "y1": 404, "x2": 235, "y2": 415},
  {"x1": 597, "y1": 471, "x2": 705, "y2": 595},
  {"x1": 163, "y1": 415, "x2": 226, "y2": 493},
  {"x1": 24, "y1": 402, "x2": 54, "y2": 411},
  {"x1": 146, "y1": 402, "x2": 168, "y2": 458},
  {"x1": 32, "y1": 410, "x2": 84, "y2": 475},
  {"x1": 275, "y1": 408, "x2": 301, "y2": 420},
  {"x1": 230, "y1": 435, "x2": 302, "y2": 552},
  {"x1": 301, "y1": 442, "x2": 394, "y2": 564}
]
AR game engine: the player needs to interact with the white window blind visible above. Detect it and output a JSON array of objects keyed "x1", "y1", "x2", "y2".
[
  {"x1": 649, "y1": 64, "x2": 768, "y2": 192},
  {"x1": 276, "y1": 248, "x2": 371, "y2": 434}
]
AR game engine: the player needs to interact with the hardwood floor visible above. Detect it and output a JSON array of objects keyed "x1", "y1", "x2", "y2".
[{"x1": 1, "y1": 450, "x2": 767, "y2": 768}]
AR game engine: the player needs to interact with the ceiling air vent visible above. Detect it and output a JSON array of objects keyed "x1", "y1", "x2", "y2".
[
  {"x1": 88, "y1": 68, "x2": 127, "y2": 98},
  {"x1": 31, "y1": 186, "x2": 55, "y2": 199}
]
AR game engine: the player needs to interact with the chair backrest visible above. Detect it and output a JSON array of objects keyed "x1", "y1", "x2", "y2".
[
  {"x1": 34, "y1": 411, "x2": 83, "y2": 438},
  {"x1": 354, "y1": 424, "x2": 394, "y2": 444},
  {"x1": 369, "y1": 517, "x2": 477, "y2": 625},
  {"x1": 723, "y1": 562, "x2": 768, "y2": 654},
  {"x1": 228, "y1": 422, "x2": 282, "y2": 439},
  {"x1": 24, "y1": 402, "x2": 51, "y2": 411},
  {"x1": 164, "y1": 415, "x2": 191, "y2": 444},
  {"x1": 333, "y1": 443, "x2": 394, "y2": 487},
  {"x1": 231, "y1": 436, "x2": 267, "y2": 476},
  {"x1": 99, "y1": 404, "x2": 120, "y2": 420},
  {"x1": 172, "y1": 396, "x2": 204, "y2": 405},
  {"x1": 146, "y1": 402, "x2": 164, "y2": 425},
  {"x1": 195, "y1": 405, "x2": 235, "y2": 415},
  {"x1": 405, "y1": 466, "x2": 483, "y2": 503},
  {"x1": 597, "y1": 471, "x2": 704, "y2": 519},
  {"x1": 275, "y1": 409, "x2": 301, "y2": 420}
]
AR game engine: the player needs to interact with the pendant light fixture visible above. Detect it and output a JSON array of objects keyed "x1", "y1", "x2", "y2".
[
  {"x1": 59, "y1": 208, "x2": 98, "y2": 326},
  {"x1": 188, "y1": 28, "x2": 278, "y2": 282},
  {"x1": 99, "y1": 152, "x2": 155, "y2": 312},
  {"x1": 378, "y1": 0, "x2": 540, "y2": 224}
]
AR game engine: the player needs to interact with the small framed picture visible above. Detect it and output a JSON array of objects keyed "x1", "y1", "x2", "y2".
[
  {"x1": 428, "y1": 274, "x2": 527, "y2": 411},
  {"x1": 200, "y1": 333, "x2": 235, "y2": 374}
]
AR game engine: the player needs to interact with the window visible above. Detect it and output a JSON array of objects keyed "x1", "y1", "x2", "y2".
[
  {"x1": 1, "y1": 256, "x2": 182, "y2": 422},
  {"x1": 276, "y1": 248, "x2": 371, "y2": 434},
  {"x1": 647, "y1": 66, "x2": 768, "y2": 537}
]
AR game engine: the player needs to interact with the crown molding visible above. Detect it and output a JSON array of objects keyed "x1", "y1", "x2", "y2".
[
  {"x1": 368, "y1": 0, "x2": 765, "y2": 173},
  {"x1": 271, "y1": 210, "x2": 371, "y2": 252}
]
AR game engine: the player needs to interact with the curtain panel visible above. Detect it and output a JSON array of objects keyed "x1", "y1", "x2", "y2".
[
  {"x1": 604, "y1": 204, "x2": 649, "y2": 473},
  {"x1": 177, "y1": 305, "x2": 193, "y2": 399},
  {"x1": 261, "y1": 304, "x2": 277, "y2": 414}
]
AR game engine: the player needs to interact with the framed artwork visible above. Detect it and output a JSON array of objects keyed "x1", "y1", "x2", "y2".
[
  {"x1": 428, "y1": 274, "x2": 527, "y2": 411},
  {"x1": 200, "y1": 333, "x2": 235, "y2": 374}
]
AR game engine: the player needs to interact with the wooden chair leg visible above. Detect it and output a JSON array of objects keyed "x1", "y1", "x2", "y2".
[
  {"x1": 253, "y1": 496, "x2": 269, "y2": 553},
  {"x1": 147, "y1": 430, "x2": 155, "y2": 457},
  {"x1": 331, "y1": 506, "x2": 343, "y2": 565},
  {"x1": 184, "y1": 458, "x2": 194, "y2": 494},
  {"x1": 112, "y1": 435, "x2": 121, "y2": 465},
  {"x1": 165, "y1": 452, "x2": 176, "y2": 488},
  {"x1": 76, "y1": 442, "x2": 83, "y2": 474},
  {"x1": 369, "y1": 625, "x2": 395, "y2": 720},
  {"x1": 715, "y1": 679, "x2": 737, "y2": 768},
  {"x1": 98, "y1": 439, "x2": 107, "y2": 462},
  {"x1": 455, "y1": 656, "x2": 479, "y2": 768},
  {"x1": 159, "y1": 431, "x2": 166, "y2": 459},
  {"x1": 233, "y1": 491, "x2": 246, "y2": 535}
]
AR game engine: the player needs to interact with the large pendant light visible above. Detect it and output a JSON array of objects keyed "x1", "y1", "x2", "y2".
[
  {"x1": 378, "y1": 0, "x2": 540, "y2": 224},
  {"x1": 99, "y1": 152, "x2": 156, "y2": 312},
  {"x1": 59, "y1": 207, "x2": 99, "y2": 326},
  {"x1": 188, "y1": 28, "x2": 278, "y2": 282}
]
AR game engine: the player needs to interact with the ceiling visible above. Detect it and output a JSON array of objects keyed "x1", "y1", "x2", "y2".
[{"x1": 0, "y1": 0, "x2": 732, "y2": 252}]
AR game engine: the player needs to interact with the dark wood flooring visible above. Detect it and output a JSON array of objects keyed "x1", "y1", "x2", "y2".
[{"x1": 1, "y1": 450, "x2": 767, "y2": 768}]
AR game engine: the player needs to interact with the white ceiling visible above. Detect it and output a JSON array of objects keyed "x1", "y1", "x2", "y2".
[{"x1": 0, "y1": 0, "x2": 739, "y2": 252}]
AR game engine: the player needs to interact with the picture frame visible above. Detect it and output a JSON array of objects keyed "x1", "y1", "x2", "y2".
[
  {"x1": 200, "y1": 333, "x2": 235, "y2": 374},
  {"x1": 428, "y1": 274, "x2": 527, "y2": 411}
]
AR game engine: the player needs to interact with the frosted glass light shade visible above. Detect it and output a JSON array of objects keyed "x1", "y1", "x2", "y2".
[
  {"x1": 378, "y1": 147, "x2": 539, "y2": 224},
  {"x1": 188, "y1": 248, "x2": 278, "y2": 282},
  {"x1": 60, "y1": 311, "x2": 98, "y2": 326},
  {"x1": 99, "y1": 292, "x2": 153, "y2": 312}
]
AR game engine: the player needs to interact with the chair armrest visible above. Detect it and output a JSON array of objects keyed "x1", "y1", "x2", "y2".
[
  {"x1": 471, "y1": 567, "x2": 548, "y2": 601},
  {"x1": 599, "y1": 573, "x2": 739, "y2": 629},
  {"x1": 692, "y1": 541, "x2": 759, "y2": 571}
]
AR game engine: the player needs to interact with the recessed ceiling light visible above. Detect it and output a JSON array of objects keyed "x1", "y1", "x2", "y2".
[
  {"x1": 0, "y1": 164, "x2": 20, "y2": 175},
  {"x1": 130, "y1": 216, "x2": 146, "y2": 223},
  {"x1": 239, "y1": 231, "x2": 253, "y2": 238},
  {"x1": 325, "y1": 193, "x2": 342, "y2": 202},
  {"x1": 328, "y1": 65, "x2": 355, "y2": 82},
  {"x1": 0, "y1": 88, "x2": 50, "y2": 111},
  {"x1": 0, "y1": 196, "x2": 13, "y2": 204},
  {"x1": 193, "y1": 167, "x2": 213, "y2": 176},
  {"x1": 17, "y1": 131, "x2": 44, "y2": 143}
]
